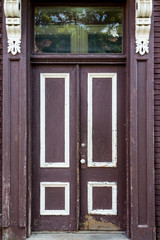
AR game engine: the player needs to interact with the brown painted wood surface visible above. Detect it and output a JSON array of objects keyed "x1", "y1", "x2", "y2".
[
  {"x1": 32, "y1": 65, "x2": 78, "y2": 231},
  {"x1": 128, "y1": 0, "x2": 155, "y2": 239},
  {"x1": 79, "y1": 65, "x2": 126, "y2": 231},
  {"x1": 31, "y1": 64, "x2": 126, "y2": 231},
  {"x1": 0, "y1": 0, "x2": 2, "y2": 226},
  {"x1": 92, "y1": 77, "x2": 112, "y2": 163},
  {"x1": 0, "y1": 0, "x2": 157, "y2": 239},
  {"x1": 0, "y1": 1, "x2": 2, "y2": 238},
  {"x1": 45, "y1": 77, "x2": 65, "y2": 163},
  {"x1": 2, "y1": 0, "x2": 28, "y2": 239},
  {"x1": 154, "y1": 1, "x2": 160, "y2": 239}
]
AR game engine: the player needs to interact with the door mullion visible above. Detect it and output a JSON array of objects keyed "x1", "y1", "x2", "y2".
[{"x1": 76, "y1": 64, "x2": 80, "y2": 230}]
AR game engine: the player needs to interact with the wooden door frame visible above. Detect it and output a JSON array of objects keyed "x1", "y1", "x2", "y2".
[{"x1": 2, "y1": 0, "x2": 156, "y2": 239}]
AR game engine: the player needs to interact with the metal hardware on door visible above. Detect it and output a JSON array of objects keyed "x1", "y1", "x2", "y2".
[
  {"x1": 80, "y1": 159, "x2": 86, "y2": 164},
  {"x1": 81, "y1": 143, "x2": 86, "y2": 147}
]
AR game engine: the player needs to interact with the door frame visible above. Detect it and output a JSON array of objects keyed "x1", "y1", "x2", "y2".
[{"x1": 2, "y1": 0, "x2": 156, "y2": 239}]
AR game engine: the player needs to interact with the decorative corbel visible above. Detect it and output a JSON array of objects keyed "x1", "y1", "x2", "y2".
[
  {"x1": 136, "y1": 0, "x2": 152, "y2": 55},
  {"x1": 4, "y1": 0, "x2": 21, "y2": 55}
]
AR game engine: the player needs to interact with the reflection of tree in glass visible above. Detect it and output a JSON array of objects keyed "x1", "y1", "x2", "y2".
[
  {"x1": 35, "y1": 34, "x2": 71, "y2": 53},
  {"x1": 88, "y1": 34, "x2": 122, "y2": 53},
  {"x1": 35, "y1": 7, "x2": 122, "y2": 26},
  {"x1": 34, "y1": 7, "x2": 123, "y2": 53}
]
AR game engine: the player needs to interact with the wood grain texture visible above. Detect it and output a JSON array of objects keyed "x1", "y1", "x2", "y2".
[
  {"x1": 128, "y1": 0, "x2": 155, "y2": 239},
  {"x1": 2, "y1": 0, "x2": 28, "y2": 238}
]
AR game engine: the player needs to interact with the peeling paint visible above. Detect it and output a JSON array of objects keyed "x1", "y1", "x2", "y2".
[
  {"x1": 80, "y1": 215, "x2": 120, "y2": 231},
  {"x1": 3, "y1": 231, "x2": 9, "y2": 240}
]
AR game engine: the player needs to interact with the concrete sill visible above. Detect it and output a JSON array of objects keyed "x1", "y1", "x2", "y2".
[{"x1": 27, "y1": 231, "x2": 130, "y2": 240}]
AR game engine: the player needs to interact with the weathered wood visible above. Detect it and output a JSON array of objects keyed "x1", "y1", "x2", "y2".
[
  {"x1": 128, "y1": 0, "x2": 155, "y2": 239},
  {"x1": 0, "y1": 0, "x2": 156, "y2": 239},
  {"x1": 2, "y1": 0, "x2": 28, "y2": 239},
  {"x1": 154, "y1": 0, "x2": 160, "y2": 238},
  {"x1": 79, "y1": 65, "x2": 126, "y2": 231},
  {"x1": 31, "y1": 65, "x2": 78, "y2": 231}
]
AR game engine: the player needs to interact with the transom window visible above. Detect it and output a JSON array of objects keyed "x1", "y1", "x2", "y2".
[{"x1": 34, "y1": 6, "x2": 123, "y2": 54}]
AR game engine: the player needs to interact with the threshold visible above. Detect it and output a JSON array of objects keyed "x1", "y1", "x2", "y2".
[{"x1": 27, "y1": 231, "x2": 130, "y2": 240}]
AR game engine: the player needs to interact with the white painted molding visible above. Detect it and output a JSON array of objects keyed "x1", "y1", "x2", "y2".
[
  {"x1": 40, "y1": 182, "x2": 70, "y2": 215},
  {"x1": 87, "y1": 73, "x2": 117, "y2": 168},
  {"x1": 136, "y1": 0, "x2": 152, "y2": 55},
  {"x1": 4, "y1": 0, "x2": 21, "y2": 55},
  {"x1": 40, "y1": 73, "x2": 70, "y2": 168},
  {"x1": 88, "y1": 181, "x2": 117, "y2": 215}
]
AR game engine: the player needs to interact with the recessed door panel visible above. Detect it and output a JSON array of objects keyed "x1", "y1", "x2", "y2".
[
  {"x1": 40, "y1": 73, "x2": 70, "y2": 168},
  {"x1": 87, "y1": 73, "x2": 117, "y2": 167}
]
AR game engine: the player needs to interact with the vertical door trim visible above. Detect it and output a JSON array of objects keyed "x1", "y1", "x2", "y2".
[
  {"x1": 2, "y1": 0, "x2": 28, "y2": 238},
  {"x1": 127, "y1": 0, "x2": 156, "y2": 239}
]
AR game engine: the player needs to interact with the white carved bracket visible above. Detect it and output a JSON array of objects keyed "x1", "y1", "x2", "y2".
[
  {"x1": 4, "y1": 0, "x2": 21, "y2": 55},
  {"x1": 136, "y1": 0, "x2": 152, "y2": 55}
]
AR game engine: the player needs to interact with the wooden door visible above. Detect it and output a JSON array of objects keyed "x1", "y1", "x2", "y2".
[
  {"x1": 79, "y1": 65, "x2": 126, "y2": 231},
  {"x1": 31, "y1": 64, "x2": 126, "y2": 232}
]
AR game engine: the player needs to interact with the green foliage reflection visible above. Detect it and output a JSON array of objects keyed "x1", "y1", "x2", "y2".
[{"x1": 34, "y1": 7, "x2": 123, "y2": 54}]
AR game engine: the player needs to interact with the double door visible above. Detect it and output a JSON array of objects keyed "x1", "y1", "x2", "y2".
[{"x1": 31, "y1": 64, "x2": 126, "y2": 231}]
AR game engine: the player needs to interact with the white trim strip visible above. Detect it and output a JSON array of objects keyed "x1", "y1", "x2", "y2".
[
  {"x1": 88, "y1": 73, "x2": 93, "y2": 167},
  {"x1": 40, "y1": 73, "x2": 70, "y2": 168},
  {"x1": 65, "y1": 74, "x2": 70, "y2": 169},
  {"x1": 87, "y1": 73, "x2": 117, "y2": 168},
  {"x1": 40, "y1": 182, "x2": 70, "y2": 216},
  {"x1": 112, "y1": 74, "x2": 117, "y2": 168},
  {"x1": 40, "y1": 73, "x2": 46, "y2": 168},
  {"x1": 88, "y1": 181, "x2": 117, "y2": 215}
]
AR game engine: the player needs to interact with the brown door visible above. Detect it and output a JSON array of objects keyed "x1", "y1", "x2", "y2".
[
  {"x1": 31, "y1": 64, "x2": 126, "y2": 232},
  {"x1": 79, "y1": 65, "x2": 126, "y2": 231}
]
